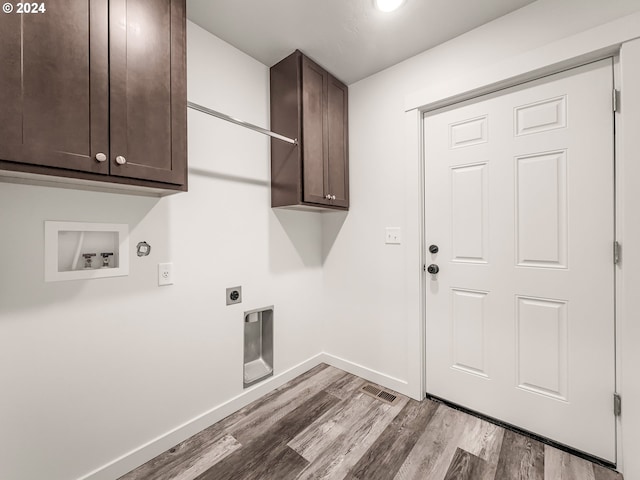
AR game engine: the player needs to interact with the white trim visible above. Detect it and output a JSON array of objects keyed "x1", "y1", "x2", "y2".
[
  {"x1": 615, "y1": 38, "x2": 640, "y2": 477},
  {"x1": 405, "y1": 10, "x2": 640, "y2": 112},
  {"x1": 613, "y1": 54, "x2": 623, "y2": 474},
  {"x1": 404, "y1": 108, "x2": 426, "y2": 401},
  {"x1": 76, "y1": 354, "x2": 325, "y2": 480},
  {"x1": 320, "y1": 353, "x2": 411, "y2": 397}
]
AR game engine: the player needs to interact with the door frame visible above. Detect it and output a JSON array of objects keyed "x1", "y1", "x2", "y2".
[{"x1": 411, "y1": 54, "x2": 621, "y2": 465}]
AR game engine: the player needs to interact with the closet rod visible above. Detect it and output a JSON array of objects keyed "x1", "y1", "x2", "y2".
[{"x1": 187, "y1": 101, "x2": 298, "y2": 145}]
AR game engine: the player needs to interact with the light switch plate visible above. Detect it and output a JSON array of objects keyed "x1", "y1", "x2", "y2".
[
  {"x1": 158, "y1": 263, "x2": 173, "y2": 286},
  {"x1": 385, "y1": 227, "x2": 402, "y2": 245}
]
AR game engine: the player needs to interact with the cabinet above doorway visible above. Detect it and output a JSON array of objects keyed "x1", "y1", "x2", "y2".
[{"x1": 270, "y1": 50, "x2": 349, "y2": 210}]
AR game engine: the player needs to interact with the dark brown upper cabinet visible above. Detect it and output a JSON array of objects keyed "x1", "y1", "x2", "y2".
[
  {"x1": 109, "y1": 0, "x2": 186, "y2": 186},
  {"x1": 270, "y1": 51, "x2": 349, "y2": 210},
  {"x1": 0, "y1": 0, "x2": 186, "y2": 194}
]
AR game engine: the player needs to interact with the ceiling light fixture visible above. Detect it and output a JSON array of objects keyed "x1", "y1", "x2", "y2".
[{"x1": 374, "y1": 0, "x2": 406, "y2": 13}]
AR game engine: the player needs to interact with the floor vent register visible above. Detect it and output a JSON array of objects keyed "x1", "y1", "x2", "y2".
[{"x1": 360, "y1": 383, "x2": 400, "y2": 405}]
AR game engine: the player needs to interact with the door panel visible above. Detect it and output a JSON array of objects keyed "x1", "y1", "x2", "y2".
[
  {"x1": 515, "y1": 150, "x2": 568, "y2": 267},
  {"x1": 451, "y1": 288, "x2": 488, "y2": 377},
  {"x1": 516, "y1": 296, "x2": 568, "y2": 400},
  {"x1": 301, "y1": 56, "x2": 328, "y2": 205},
  {"x1": 327, "y1": 75, "x2": 349, "y2": 207},
  {"x1": 451, "y1": 163, "x2": 489, "y2": 263},
  {"x1": 0, "y1": 0, "x2": 109, "y2": 173},
  {"x1": 110, "y1": 0, "x2": 186, "y2": 185},
  {"x1": 425, "y1": 59, "x2": 615, "y2": 461}
]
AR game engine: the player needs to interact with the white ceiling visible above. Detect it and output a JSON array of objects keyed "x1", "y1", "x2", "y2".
[{"x1": 186, "y1": 0, "x2": 536, "y2": 85}]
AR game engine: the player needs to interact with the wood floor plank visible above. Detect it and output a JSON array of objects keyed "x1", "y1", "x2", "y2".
[
  {"x1": 393, "y1": 404, "x2": 469, "y2": 480},
  {"x1": 443, "y1": 448, "x2": 488, "y2": 480},
  {"x1": 544, "y1": 445, "x2": 597, "y2": 480},
  {"x1": 170, "y1": 434, "x2": 242, "y2": 480},
  {"x1": 194, "y1": 390, "x2": 338, "y2": 480},
  {"x1": 243, "y1": 445, "x2": 308, "y2": 480},
  {"x1": 292, "y1": 392, "x2": 409, "y2": 479},
  {"x1": 289, "y1": 390, "x2": 388, "y2": 462},
  {"x1": 457, "y1": 415, "x2": 505, "y2": 460},
  {"x1": 230, "y1": 365, "x2": 348, "y2": 444},
  {"x1": 494, "y1": 429, "x2": 544, "y2": 480},
  {"x1": 346, "y1": 398, "x2": 439, "y2": 480},
  {"x1": 593, "y1": 463, "x2": 624, "y2": 480},
  {"x1": 324, "y1": 371, "x2": 367, "y2": 400},
  {"x1": 119, "y1": 434, "x2": 241, "y2": 480},
  {"x1": 457, "y1": 415, "x2": 505, "y2": 480}
]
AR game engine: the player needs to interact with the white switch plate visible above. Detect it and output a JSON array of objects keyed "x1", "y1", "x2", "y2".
[
  {"x1": 158, "y1": 262, "x2": 173, "y2": 286},
  {"x1": 385, "y1": 227, "x2": 402, "y2": 244}
]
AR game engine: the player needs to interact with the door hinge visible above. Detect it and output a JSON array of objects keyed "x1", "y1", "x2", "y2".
[
  {"x1": 614, "y1": 393, "x2": 622, "y2": 416},
  {"x1": 614, "y1": 241, "x2": 621, "y2": 265},
  {"x1": 613, "y1": 89, "x2": 620, "y2": 113},
  {"x1": 423, "y1": 264, "x2": 426, "y2": 272}
]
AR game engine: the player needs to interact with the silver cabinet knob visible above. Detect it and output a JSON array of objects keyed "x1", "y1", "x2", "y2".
[
  {"x1": 325, "y1": 194, "x2": 332, "y2": 200},
  {"x1": 115, "y1": 155, "x2": 127, "y2": 165},
  {"x1": 95, "y1": 153, "x2": 107, "y2": 162},
  {"x1": 331, "y1": 195, "x2": 336, "y2": 200}
]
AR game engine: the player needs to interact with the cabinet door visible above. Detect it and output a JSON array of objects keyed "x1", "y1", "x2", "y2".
[
  {"x1": 109, "y1": 0, "x2": 186, "y2": 185},
  {"x1": 0, "y1": 0, "x2": 109, "y2": 173},
  {"x1": 301, "y1": 55, "x2": 330, "y2": 205},
  {"x1": 327, "y1": 75, "x2": 349, "y2": 208}
]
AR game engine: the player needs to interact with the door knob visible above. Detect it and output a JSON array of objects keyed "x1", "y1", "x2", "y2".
[
  {"x1": 325, "y1": 194, "x2": 332, "y2": 200},
  {"x1": 95, "y1": 152, "x2": 107, "y2": 163},
  {"x1": 427, "y1": 264, "x2": 439, "y2": 274},
  {"x1": 429, "y1": 244, "x2": 439, "y2": 254},
  {"x1": 331, "y1": 195, "x2": 336, "y2": 200},
  {"x1": 115, "y1": 155, "x2": 127, "y2": 165}
]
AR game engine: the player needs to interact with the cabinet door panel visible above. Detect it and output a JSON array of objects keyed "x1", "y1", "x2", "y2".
[
  {"x1": 327, "y1": 75, "x2": 349, "y2": 208},
  {"x1": 0, "y1": 0, "x2": 109, "y2": 173},
  {"x1": 110, "y1": 0, "x2": 186, "y2": 185},
  {"x1": 301, "y1": 56, "x2": 329, "y2": 205},
  {"x1": 0, "y1": 12, "x2": 22, "y2": 147}
]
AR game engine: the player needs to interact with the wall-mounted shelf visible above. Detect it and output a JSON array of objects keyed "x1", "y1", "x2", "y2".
[{"x1": 44, "y1": 221, "x2": 129, "y2": 282}]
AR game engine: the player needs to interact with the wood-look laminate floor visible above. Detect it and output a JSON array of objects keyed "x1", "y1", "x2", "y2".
[{"x1": 119, "y1": 364, "x2": 623, "y2": 480}]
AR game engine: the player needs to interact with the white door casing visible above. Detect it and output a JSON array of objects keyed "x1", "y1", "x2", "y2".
[{"x1": 424, "y1": 59, "x2": 615, "y2": 461}]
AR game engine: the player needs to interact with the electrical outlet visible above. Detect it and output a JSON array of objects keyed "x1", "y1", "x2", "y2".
[
  {"x1": 226, "y1": 286, "x2": 242, "y2": 305},
  {"x1": 158, "y1": 263, "x2": 173, "y2": 286},
  {"x1": 385, "y1": 227, "x2": 401, "y2": 245}
]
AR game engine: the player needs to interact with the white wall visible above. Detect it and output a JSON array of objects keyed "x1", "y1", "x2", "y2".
[
  {"x1": 322, "y1": 0, "x2": 640, "y2": 470},
  {"x1": 0, "y1": 22, "x2": 324, "y2": 480}
]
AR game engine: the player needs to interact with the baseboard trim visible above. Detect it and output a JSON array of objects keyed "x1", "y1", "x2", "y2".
[
  {"x1": 319, "y1": 353, "x2": 414, "y2": 398},
  {"x1": 76, "y1": 354, "x2": 325, "y2": 480}
]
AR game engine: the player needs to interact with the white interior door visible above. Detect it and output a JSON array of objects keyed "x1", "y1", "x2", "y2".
[{"x1": 424, "y1": 59, "x2": 616, "y2": 462}]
